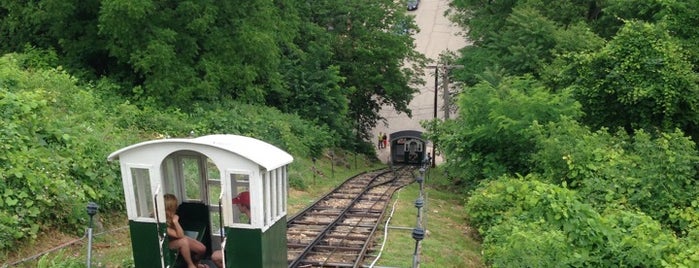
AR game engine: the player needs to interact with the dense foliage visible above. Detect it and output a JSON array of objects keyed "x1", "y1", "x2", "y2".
[
  {"x1": 0, "y1": 52, "x2": 335, "y2": 250},
  {"x1": 0, "y1": 0, "x2": 426, "y2": 146},
  {"x1": 426, "y1": 76, "x2": 581, "y2": 186},
  {"x1": 429, "y1": 0, "x2": 699, "y2": 266},
  {"x1": 0, "y1": 53, "x2": 132, "y2": 249},
  {"x1": 468, "y1": 177, "x2": 694, "y2": 267},
  {"x1": 0, "y1": 0, "x2": 422, "y2": 252}
]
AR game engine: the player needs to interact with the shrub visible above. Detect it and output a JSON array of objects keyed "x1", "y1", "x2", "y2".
[
  {"x1": 483, "y1": 220, "x2": 578, "y2": 267},
  {"x1": 467, "y1": 175, "x2": 683, "y2": 267},
  {"x1": 424, "y1": 75, "x2": 582, "y2": 190},
  {"x1": 532, "y1": 119, "x2": 699, "y2": 235}
]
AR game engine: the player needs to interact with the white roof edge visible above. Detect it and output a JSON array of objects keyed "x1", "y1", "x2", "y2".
[{"x1": 107, "y1": 134, "x2": 293, "y2": 170}]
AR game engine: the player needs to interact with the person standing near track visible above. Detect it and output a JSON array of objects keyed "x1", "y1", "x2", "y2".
[{"x1": 382, "y1": 133, "x2": 388, "y2": 149}]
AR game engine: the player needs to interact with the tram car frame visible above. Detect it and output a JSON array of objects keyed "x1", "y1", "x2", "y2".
[
  {"x1": 389, "y1": 130, "x2": 427, "y2": 166},
  {"x1": 108, "y1": 134, "x2": 293, "y2": 268}
]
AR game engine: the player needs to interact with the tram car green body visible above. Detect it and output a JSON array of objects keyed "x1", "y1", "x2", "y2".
[
  {"x1": 108, "y1": 134, "x2": 292, "y2": 268},
  {"x1": 389, "y1": 130, "x2": 427, "y2": 166}
]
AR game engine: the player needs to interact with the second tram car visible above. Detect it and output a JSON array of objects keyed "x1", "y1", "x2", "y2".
[
  {"x1": 108, "y1": 134, "x2": 292, "y2": 268},
  {"x1": 389, "y1": 130, "x2": 427, "y2": 165}
]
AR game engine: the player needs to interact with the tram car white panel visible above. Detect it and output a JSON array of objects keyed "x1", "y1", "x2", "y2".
[{"x1": 108, "y1": 134, "x2": 292, "y2": 268}]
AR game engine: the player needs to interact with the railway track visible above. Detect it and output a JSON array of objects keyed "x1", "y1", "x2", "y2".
[{"x1": 287, "y1": 166, "x2": 415, "y2": 268}]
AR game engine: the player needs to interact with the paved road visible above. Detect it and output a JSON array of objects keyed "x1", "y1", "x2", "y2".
[{"x1": 373, "y1": 0, "x2": 470, "y2": 163}]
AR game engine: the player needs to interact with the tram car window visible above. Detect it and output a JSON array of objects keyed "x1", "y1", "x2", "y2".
[
  {"x1": 230, "y1": 173, "x2": 251, "y2": 224},
  {"x1": 109, "y1": 134, "x2": 293, "y2": 268},
  {"x1": 130, "y1": 167, "x2": 154, "y2": 219}
]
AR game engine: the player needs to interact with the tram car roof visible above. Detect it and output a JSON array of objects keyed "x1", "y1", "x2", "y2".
[
  {"x1": 107, "y1": 134, "x2": 293, "y2": 170},
  {"x1": 389, "y1": 130, "x2": 425, "y2": 141}
]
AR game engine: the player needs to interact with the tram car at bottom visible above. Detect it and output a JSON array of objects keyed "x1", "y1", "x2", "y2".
[
  {"x1": 108, "y1": 134, "x2": 293, "y2": 268},
  {"x1": 389, "y1": 130, "x2": 427, "y2": 166}
]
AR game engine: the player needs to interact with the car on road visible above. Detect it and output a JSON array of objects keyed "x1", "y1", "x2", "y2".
[{"x1": 407, "y1": 0, "x2": 420, "y2": 11}]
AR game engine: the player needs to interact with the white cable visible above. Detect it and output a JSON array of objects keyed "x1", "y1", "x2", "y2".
[{"x1": 369, "y1": 187, "x2": 404, "y2": 268}]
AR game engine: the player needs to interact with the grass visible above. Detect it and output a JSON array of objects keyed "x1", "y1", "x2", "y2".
[
  {"x1": 368, "y1": 172, "x2": 484, "y2": 268},
  {"x1": 2, "y1": 152, "x2": 484, "y2": 267},
  {"x1": 3, "y1": 212, "x2": 134, "y2": 268}
]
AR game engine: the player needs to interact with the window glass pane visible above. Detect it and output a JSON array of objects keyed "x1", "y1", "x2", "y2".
[
  {"x1": 182, "y1": 157, "x2": 202, "y2": 201},
  {"x1": 206, "y1": 159, "x2": 220, "y2": 182},
  {"x1": 131, "y1": 168, "x2": 153, "y2": 218},
  {"x1": 210, "y1": 210, "x2": 222, "y2": 235},
  {"x1": 231, "y1": 174, "x2": 250, "y2": 224},
  {"x1": 161, "y1": 158, "x2": 179, "y2": 195},
  {"x1": 208, "y1": 181, "x2": 221, "y2": 206},
  {"x1": 207, "y1": 159, "x2": 222, "y2": 235}
]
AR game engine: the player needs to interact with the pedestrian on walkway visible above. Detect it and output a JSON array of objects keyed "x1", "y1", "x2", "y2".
[{"x1": 382, "y1": 133, "x2": 388, "y2": 149}]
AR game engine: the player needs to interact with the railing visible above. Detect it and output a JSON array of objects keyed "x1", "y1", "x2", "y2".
[
  {"x1": 153, "y1": 184, "x2": 167, "y2": 268},
  {"x1": 218, "y1": 191, "x2": 227, "y2": 268}
]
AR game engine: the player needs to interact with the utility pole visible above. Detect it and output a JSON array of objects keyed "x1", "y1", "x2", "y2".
[
  {"x1": 441, "y1": 65, "x2": 464, "y2": 120},
  {"x1": 426, "y1": 65, "x2": 439, "y2": 168},
  {"x1": 426, "y1": 64, "x2": 463, "y2": 167}
]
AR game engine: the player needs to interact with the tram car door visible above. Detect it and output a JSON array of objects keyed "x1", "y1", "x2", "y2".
[{"x1": 108, "y1": 134, "x2": 293, "y2": 268}]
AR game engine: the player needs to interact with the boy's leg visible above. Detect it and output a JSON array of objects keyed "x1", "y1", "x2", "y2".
[{"x1": 170, "y1": 238, "x2": 197, "y2": 268}]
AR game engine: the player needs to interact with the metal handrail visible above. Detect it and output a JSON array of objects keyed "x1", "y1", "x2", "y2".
[
  {"x1": 220, "y1": 238, "x2": 227, "y2": 268},
  {"x1": 153, "y1": 184, "x2": 166, "y2": 268},
  {"x1": 218, "y1": 191, "x2": 227, "y2": 268}
]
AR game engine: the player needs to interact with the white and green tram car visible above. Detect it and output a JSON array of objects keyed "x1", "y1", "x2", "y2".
[{"x1": 108, "y1": 134, "x2": 292, "y2": 268}]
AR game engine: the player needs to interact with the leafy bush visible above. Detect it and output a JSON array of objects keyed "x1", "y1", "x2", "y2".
[
  {"x1": 466, "y1": 176, "x2": 601, "y2": 239},
  {"x1": 0, "y1": 54, "x2": 134, "y2": 249},
  {"x1": 0, "y1": 52, "x2": 341, "y2": 250},
  {"x1": 569, "y1": 20, "x2": 699, "y2": 140},
  {"x1": 483, "y1": 219, "x2": 577, "y2": 267},
  {"x1": 424, "y1": 75, "x2": 581, "y2": 188},
  {"x1": 467, "y1": 176, "x2": 683, "y2": 267},
  {"x1": 665, "y1": 228, "x2": 699, "y2": 267},
  {"x1": 531, "y1": 119, "x2": 699, "y2": 235},
  {"x1": 187, "y1": 101, "x2": 335, "y2": 158},
  {"x1": 602, "y1": 208, "x2": 677, "y2": 267}
]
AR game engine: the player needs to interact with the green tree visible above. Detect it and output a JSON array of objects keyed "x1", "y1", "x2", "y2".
[
  {"x1": 1, "y1": 0, "x2": 424, "y2": 148},
  {"x1": 568, "y1": 20, "x2": 699, "y2": 139},
  {"x1": 270, "y1": 2, "x2": 352, "y2": 145},
  {"x1": 312, "y1": 0, "x2": 426, "y2": 141},
  {"x1": 98, "y1": 0, "x2": 290, "y2": 105},
  {"x1": 489, "y1": 6, "x2": 559, "y2": 76},
  {"x1": 0, "y1": 53, "x2": 131, "y2": 249},
  {"x1": 424, "y1": 76, "x2": 582, "y2": 186},
  {"x1": 450, "y1": 1, "x2": 604, "y2": 87},
  {"x1": 0, "y1": 0, "x2": 113, "y2": 76}
]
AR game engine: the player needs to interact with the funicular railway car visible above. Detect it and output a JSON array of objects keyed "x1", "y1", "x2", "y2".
[
  {"x1": 108, "y1": 134, "x2": 292, "y2": 268},
  {"x1": 389, "y1": 130, "x2": 427, "y2": 165}
]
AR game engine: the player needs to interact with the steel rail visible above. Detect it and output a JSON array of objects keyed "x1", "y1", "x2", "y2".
[
  {"x1": 287, "y1": 168, "x2": 388, "y2": 224},
  {"x1": 351, "y1": 167, "x2": 414, "y2": 267},
  {"x1": 288, "y1": 166, "x2": 413, "y2": 267},
  {"x1": 288, "y1": 169, "x2": 396, "y2": 267}
]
